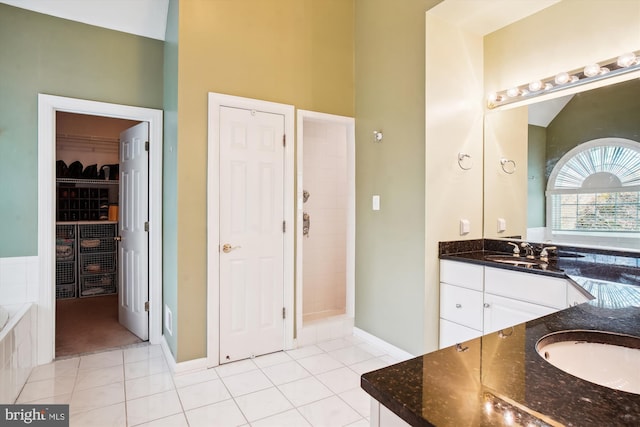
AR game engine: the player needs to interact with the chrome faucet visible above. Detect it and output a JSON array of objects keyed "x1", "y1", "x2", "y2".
[
  {"x1": 540, "y1": 246, "x2": 557, "y2": 262},
  {"x1": 507, "y1": 242, "x2": 520, "y2": 256},
  {"x1": 520, "y1": 242, "x2": 535, "y2": 259}
]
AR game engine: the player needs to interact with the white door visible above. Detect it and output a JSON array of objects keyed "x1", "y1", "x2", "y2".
[
  {"x1": 118, "y1": 122, "x2": 149, "y2": 340},
  {"x1": 219, "y1": 106, "x2": 285, "y2": 363}
]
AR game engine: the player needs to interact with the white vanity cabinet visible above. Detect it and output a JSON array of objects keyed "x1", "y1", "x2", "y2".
[
  {"x1": 483, "y1": 293, "x2": 558, "y2": 334},
  {"x1": 439, "y1": 260, "x2": 484, "y2": 348},
  {"x1": 483, "y1": 267, "x2": 569, "y2": 334},
  {"x1": 439, "y1": 260, "x2": 576, "y2": 348}
]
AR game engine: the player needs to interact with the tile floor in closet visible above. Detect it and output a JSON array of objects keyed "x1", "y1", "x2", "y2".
[{"x1": 16, "y1": 335, "x2": 403, "y2": 426}]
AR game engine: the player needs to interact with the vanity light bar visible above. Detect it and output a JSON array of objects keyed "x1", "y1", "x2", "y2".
[{"x1": 487, "y1": 51, "x2": 640, "y2": 109}]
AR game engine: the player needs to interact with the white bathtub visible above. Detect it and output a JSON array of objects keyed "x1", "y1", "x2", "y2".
[{"x1": 0, "y1": 303, "x2": 36, "y2": 403}]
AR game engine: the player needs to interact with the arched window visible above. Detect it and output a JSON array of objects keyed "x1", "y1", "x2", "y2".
[{"x1": 546, "y1": 138, "x2": 640, "y2": 246}]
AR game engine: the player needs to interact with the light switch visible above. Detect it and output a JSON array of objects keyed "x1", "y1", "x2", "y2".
[
  {"x1": 497, "y1": 218, "x2": 507, "y2": 233},
  {"x1": 459, "y1": 219, "x2": 470, "y2": 235},
  {"x1": 372, "y1": 195, "x2": 380, "y2": 211}
]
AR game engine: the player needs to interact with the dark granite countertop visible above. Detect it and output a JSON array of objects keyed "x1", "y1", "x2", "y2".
[{"x1": 361, "y1": 239, "x2": 640, "y2": 426}]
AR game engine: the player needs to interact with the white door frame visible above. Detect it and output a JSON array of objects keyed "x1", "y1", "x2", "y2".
[
  {"x1": 37, "y1": 94, "x2": 163, "y2": 365},
  {"x1": 207, "y1": 93, "x2": 295, "y2": 367},
  {"x1": 295, "y1": 110, "x2": 356, "y2": 332}
]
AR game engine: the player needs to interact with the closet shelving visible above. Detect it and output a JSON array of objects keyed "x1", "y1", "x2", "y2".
[
  {"x1": 55, "y1": 224, "x2": 77, "y2": 299},
  {"x1": 55, "y1": 222, "x2": 118, "y2": 299},
  {"x1": 78, "y1": 223, "x2": 118, "y2": 297},
  {"x1": 56, "y1": 179, "x2": 118, "y2": 222}
]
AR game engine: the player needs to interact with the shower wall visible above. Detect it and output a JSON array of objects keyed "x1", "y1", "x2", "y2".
[{"x1": 302, "y1": 120, "x2": 348, "y2": 323}]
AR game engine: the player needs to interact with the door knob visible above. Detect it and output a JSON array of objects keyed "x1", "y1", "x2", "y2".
[
  {"x1": 114, "y1": 236, "x2": 122, "y2": 242},
  {"x1": 222, "y1": 243, "x2": 241, "y2": 253}
]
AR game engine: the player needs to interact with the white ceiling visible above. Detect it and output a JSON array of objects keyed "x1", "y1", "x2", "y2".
[
  {"x1": 528, "y1": 94, "x2": 574, "y2": 127},
  {"x1": 1, "y1": 0, "x2": 169, "y2": 40}
]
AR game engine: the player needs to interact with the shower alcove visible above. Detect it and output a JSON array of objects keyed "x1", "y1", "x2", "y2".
[{"x1": 296, "y1": 110, "x2": 355, "y2": 346}]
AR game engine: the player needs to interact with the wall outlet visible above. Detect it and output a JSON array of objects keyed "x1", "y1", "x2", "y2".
[
  {"x1": 459, "y1": 219, "x2": 470, "y2": 235},
  {"x1": 497, "y1": 218, "x2": 507, "y2": 233},
  {"x1": 372, "y1": 195, "x2": 380, "y2": 211},
  {"x1": 165, "y1": 305, "x2": 173, "y2": 336}
]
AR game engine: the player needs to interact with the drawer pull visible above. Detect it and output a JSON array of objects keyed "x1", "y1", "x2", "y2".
[
  {"x1": 455, "y1": 303, "x2": 462, "y2": 308},
  {"x1": 455, "y1": 343, "x2": 469, "y2": 352},
  {"x1": 498, "y1": 327, "x2": 514, "y2": 338}
]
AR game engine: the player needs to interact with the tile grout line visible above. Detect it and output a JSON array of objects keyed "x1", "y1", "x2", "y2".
[{"x1": 20, "y1": 336, "x2": 393, "y2": 426}]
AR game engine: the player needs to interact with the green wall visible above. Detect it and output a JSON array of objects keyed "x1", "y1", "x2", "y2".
[
  {"x1": 354, "y1": 0, "x2": 441, "y2": 356},
  {"x1": 0, "y1": 4, "x2": 164, "y2": 257},
  {"x1": 162, "y1": 0, "x2": 179, "y2": 357},
  {"x1": 527, "y1": 125, "x2": 546, "y2": 228},
  {"x1": 547, "y1": 79, "x2": 640, "y2": 174}
]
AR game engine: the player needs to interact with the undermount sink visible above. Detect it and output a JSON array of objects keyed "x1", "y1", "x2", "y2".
[
  {"x1": 536, "y1": 330, "x2": 640, "y2": 395},
  {"x1": 483, "y1": 254, "x2": 547, "y2": 267}
]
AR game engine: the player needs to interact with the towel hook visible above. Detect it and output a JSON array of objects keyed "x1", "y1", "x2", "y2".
[
  {"x1": 457, "y1": 153, "x2": 473, "y2": 170},
  {"x1": 500, "y1": 158, "x2": 516, "y2": 174}
]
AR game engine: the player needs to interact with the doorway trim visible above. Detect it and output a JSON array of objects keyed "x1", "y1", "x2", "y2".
[
  {"x1": 37, "y1": 94, "x2": 163, "y2": 365},
  {"x1": 206, "y1": 93, "x2": 295, "y2": 367},
  {"x1": 295, "y1": 110, "x2": 356, "y2": 335}
]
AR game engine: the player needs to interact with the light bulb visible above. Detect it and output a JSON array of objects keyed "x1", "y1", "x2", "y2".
[
  {"x1": 617, "y1": 52, "x2": 637, "y2": 67},
  {"x1": 506, "y1": 87, "x2": 520, "y2": 98},
  {"x1": 528, "y1": 80, "x2": 543, "y2": 92},
  {"x1": 555, "y1": 72, "x2": 570, "y2": 85},
  {"x1": 583, "y1": 63, "x2": 601, "y2": 77}
]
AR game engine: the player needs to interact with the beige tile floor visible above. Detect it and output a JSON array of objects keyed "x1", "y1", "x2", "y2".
[{"x1": 16, "y1": 335, "x2": 401, "y2": 426}]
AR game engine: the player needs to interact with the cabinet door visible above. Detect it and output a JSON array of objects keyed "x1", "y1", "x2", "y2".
[
  {"x1": 440, "y1": 260, "x2": 483, "y2": 291},
  {"x1": 439, "y1": 319, "x2": 482, "y2": 349},
  {"x1": 485, "y1": 267, "x2": 567, "y2": 309},
  {"x1": 483, "y1": 293, "x2": 557, "y2": 334},
  {"x1": 440, "y1": 283, "x2": 483, "y2": 329}
]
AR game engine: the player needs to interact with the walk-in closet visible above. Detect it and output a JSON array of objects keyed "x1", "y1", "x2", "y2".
[{"x1": 55, "y1": 112, "x2": 143, "y2": 356}]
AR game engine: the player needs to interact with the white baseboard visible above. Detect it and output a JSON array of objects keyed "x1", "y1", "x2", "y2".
[
  {"x1": 353, "y1": 327, "x2": 414, "y2": 361},
  {"x1": 160, "y1": 336, "x2": 208, "y2": 374}
]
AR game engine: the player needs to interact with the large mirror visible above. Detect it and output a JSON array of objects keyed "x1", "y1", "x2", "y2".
[{"x1": 484, "y1": 76, "x2": 640, "y2": 251}]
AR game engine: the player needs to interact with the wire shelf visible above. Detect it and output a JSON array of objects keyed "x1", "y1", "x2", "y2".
[
  {"x1": 79, "y1": 223, "x2": 117, "y2": 238},
  {"x1": 56, "y1": 283, "x2": 77, "y2": 300},
  {"x1": 79, "y1": 237, "x2": 115, "y2": 253},
  {"x1": 56, "y1": 239, "x2": 75, "y2": 261},
  {"x1": 56, "y1": 261, "x2": 76, "y2": 284},
  {"x1": 56, "y1": 224, "x2": 76, "y2": 239},
  {"x1": 81, "y1": 253, "x2": 116, "y2": 274},
  {"x1": 80, "y1": 274, "x2": 117, "y2": 297}
]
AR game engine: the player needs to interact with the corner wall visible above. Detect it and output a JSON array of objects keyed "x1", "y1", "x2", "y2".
[
  {"x1": 173, "y1": 0, "x2": 355, "y2": 362},
  {"x1": 354, "y1": 0, "x2": 440, "y2": 356},
  {"x1": 424, "y1": 13, "x2": 484, "y2": 352},
  {"x1": 162, "y1": 0, "x2": 180, "y2": 357}
]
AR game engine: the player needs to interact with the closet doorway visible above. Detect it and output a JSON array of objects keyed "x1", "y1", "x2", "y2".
[
  {"x1": 55, "y1": 112, "x2": 143, "y2": 357},
  {"x1": 38, "y1": 94, "x2": 163, "y2": 365}
]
